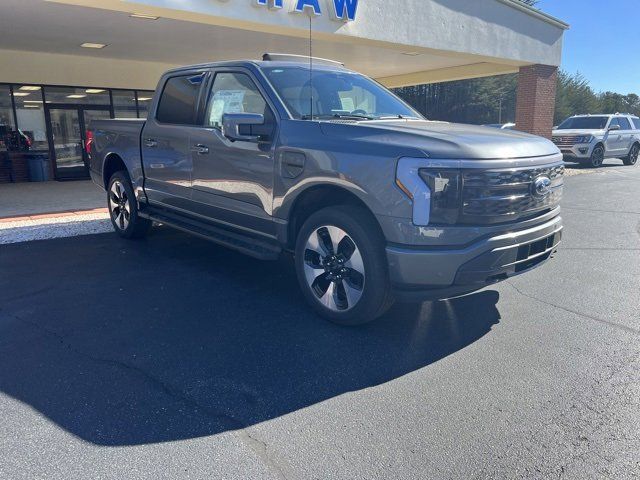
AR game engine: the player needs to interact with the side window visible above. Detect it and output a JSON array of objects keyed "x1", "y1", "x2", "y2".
[
  {"x1": 156, "y1": 73, "x2": 204, "y2": 125},
  {"x1": 617, "y1": 117, "x2": 632, "y2": 130},
  {"x1": 205, "y1": 72, "x2": 268, "y2": 128},
  {"x1": 609, "y1": 117, "x2": 620, "y2": 129},
  {"x1": 633, "y1": 118, "x2": 640, "y2": 130}
]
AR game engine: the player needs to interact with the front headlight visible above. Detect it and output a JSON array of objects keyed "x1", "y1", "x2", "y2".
[
  {"x1": 573, "y1": 135, "x2": 594, "y2": 144},
  {"x1": 395, "y1": 157, "x2": 461, "y2": 226},
  {"x1": 418, "y1": 169, "x2": 461, "y2": 224}
]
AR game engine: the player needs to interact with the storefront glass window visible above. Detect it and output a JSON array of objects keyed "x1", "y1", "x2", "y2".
[
  {"x1": 0, "y1": 85, "x2": 16, "y2": 150},
  {"x1": 44, "y1": 86, "x2": 110, "y2": 105},
  {"x1": 13, "y1": 86, "x2": 49, "y2": 150},
  {"x1": 136, "y1": 91, "x2": 154, "y2": 118},
  {"x1": 112, "y1": 90, "x2": 137, "y2": 118}
]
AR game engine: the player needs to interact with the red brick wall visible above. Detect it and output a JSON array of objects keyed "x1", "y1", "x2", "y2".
[{"x1": 515, "y1": 64, "x2": 558, "y2": 139}]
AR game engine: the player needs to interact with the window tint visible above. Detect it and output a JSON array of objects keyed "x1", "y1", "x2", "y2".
[
  {"x1": 205, "y1": 73, "x2": 267, "y2": 128},
  {"x1": 156, "y1": 74, "x2": 204, "y2": 124},
  {"x1": 557, "y1": 116, "x2": 609, "y2": 129},
  {"x1": 617, "y1": 117, "x2": 631, "y2": 130},
  {"x1": 633, "y1": 118, "x2": 640, "y2": 130},
  {"x1": 263, "y1": 66, "x2": 420, "y2": 120}
]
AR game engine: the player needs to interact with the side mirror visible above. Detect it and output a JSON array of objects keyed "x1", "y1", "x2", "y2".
[
  {"x1": 222, "y1": 113, "x2": 264, "y2": 142},
  {"x1": 608, "y1": 124, "x2": 621, "y2": 131}
]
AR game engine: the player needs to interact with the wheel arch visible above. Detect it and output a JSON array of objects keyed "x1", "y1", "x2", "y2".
[
  {"x1": 285, "y1": 184, "x2": 384, "y2": 250},
  {"x1": 102, "y1": 153, "x2": 129, "y2": 189}
]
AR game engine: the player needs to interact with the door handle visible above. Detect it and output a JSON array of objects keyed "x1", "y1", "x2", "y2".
[
  {"x1": 191, "y1": 144, "x2": 209, "y2": 155},
  {"x1": 145, "y1": 138, "x2": 158, "y2": 148}
]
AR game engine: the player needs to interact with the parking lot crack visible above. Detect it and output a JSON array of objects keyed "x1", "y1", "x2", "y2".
[
  {"x1": 236, "y1": 429, "x2": 293, "y2": 480},
  {"x1": 504, "y1": 282, "x2": 639, "y2": 336}
]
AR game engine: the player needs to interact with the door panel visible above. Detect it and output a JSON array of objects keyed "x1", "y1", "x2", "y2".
[
  {"x1": 141, "y1": 119, "x2": 194, "y2": 209},
  {"x1": 190, "y1": 70, "x2": 277, "y2": 236},
  {"x1": 605, "y1": 118, "x2": 625, "y2": 156},
  {"x1": 618, "y1": 118, "x2": 634, "y2": 155},
  {"x1": 140, "y1": 72, "x2": 206, "y2": 210},
  {"x1": 190, "y1": 127, "x2": 277, "y2": 235},
  {"x1": 50, "y1": 108, "x2": 84, "y2": 178}
]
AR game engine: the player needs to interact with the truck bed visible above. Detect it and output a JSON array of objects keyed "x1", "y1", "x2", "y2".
[{"x1": 88, "y1": 118, "x2": 145, "y2": 189}]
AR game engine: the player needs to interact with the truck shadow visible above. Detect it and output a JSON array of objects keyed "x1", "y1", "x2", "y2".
[{"x1": 0, "y1": 228, "x2": 501, "y2": 446}]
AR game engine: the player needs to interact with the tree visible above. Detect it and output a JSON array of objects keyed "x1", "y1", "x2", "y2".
[
  {"x1": 393, "y1": 70, "x2": 639, "y2": 127},
  {"x1": 554, "y1": 71, "x2": 599, "y2": 124},
  {"x1": 394, "y1": 74, "x2": 518, "y2": 125}
]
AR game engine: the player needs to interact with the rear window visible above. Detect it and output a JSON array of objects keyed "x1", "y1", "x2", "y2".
[
  {"x1": 156, "y1": 73, "x2": 205, "y2": 124},
  {"x1": 557, "y1": 116, "x2": 609, "y2": 130}
]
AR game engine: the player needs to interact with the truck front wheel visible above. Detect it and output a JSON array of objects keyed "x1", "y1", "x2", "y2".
[
  {"x1": 107, "y1": 171, "x2": 151, "y2": 239},
  {"x1": 294, "y1": 206, "x2": 394, "y2": 326},
  {"x1": 587, "y1": 145, "x2": 605, "y2": 168}
]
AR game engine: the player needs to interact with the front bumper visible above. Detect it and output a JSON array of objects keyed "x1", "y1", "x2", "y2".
[
  {"x1": 386, "y1": 215, "x2": 562, "y2": 301},
  {"x1": 555, "y1": 143, "x2": 593, "y2": 159}
]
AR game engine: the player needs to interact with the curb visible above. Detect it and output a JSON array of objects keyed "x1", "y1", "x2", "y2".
[{"x1": 0, "y1": 207, "x2": 108, "y2": 223}]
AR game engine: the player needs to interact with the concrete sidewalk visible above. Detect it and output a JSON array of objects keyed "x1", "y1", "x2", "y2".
[
  {"x1": 0, "y1": 180, "x2": 105, "y2": 218},
  {"x1": 0, "y1": 181, "x2": 111, "y2": 243}
]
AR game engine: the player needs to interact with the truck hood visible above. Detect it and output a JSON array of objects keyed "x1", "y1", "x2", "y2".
[{"x1": 320, "y1": 120, "x2": 559, "y2": 159}]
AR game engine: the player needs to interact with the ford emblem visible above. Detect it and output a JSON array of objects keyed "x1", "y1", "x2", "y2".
[{"x1": 532, "y1": 176, "x2": 552, "y2": 198}]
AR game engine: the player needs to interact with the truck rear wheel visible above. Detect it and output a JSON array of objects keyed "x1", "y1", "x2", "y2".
[
  {"x1": 107, "y1": 171, "x2": 151, "y2": 239},
  {"x1": 294, "y1": 206, "x2": 394, "y2": 326},
  {"x1": 623, "y1": 143, "x2": 639, "y2": 166}
]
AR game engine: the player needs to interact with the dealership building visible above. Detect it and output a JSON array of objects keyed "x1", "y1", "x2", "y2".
[{"x1": 0, "y1": 0, "x2": 567, "y2": 183}]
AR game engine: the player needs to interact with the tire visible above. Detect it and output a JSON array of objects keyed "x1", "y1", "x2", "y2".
[
  {"x1": 107, "y1": 171, "x2": 151, "y2": 239},
  {"x1": 623, "y1": 143, "x2": 639, "y2": 166},
  {"x1": 587, "y1": 144, "x2": 605, "y2": 168},
  {"x1": 294, "y1": 205, "x2": 394, "y2": 326}
]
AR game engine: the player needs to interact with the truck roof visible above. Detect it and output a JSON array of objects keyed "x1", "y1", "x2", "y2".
[
  {"x1": 164, "y1": 54, "x2": 349, "y2": 76},
  {"x1": 569, "y1": 113, "x2": 639, "y2": 118}
]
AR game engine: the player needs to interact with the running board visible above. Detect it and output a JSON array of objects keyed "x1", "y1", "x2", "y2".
[{"x1": 139, "y1": 208, "x2": 281, "y2": 260}]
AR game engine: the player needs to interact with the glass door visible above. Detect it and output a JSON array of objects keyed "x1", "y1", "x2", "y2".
[
  {"x1": 48, "y1": 106, "x2": 111, "y2": 179},
  {"x1": 49, "y1": 108, "x2": 84, "y2": 179}
]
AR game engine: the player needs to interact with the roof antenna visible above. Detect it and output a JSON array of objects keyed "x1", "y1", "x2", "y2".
[{"x1": 308, "y1": 14, "x2": 313, "y2": 120}]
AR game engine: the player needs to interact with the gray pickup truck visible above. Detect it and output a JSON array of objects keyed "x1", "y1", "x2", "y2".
[{"x1": 89, "y1": 54, "x2": 564, "y2": 325}]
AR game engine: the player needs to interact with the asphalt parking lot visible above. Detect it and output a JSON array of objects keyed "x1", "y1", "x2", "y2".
[{"x1": 1, "y1": 163, "x2": 639, "y2": 479}]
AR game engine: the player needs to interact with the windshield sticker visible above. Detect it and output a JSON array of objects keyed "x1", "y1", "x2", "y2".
[{"x1": 209, "y1": 90, "x2": 246, "y2": 125}]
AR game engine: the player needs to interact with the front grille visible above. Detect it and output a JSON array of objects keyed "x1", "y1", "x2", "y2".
[
  {"x1": 461, "y1": 164, "x2": 564, "y2": 224},
  {"x1": 552, "y1": 136, "x2": 577, "y2": 149}
]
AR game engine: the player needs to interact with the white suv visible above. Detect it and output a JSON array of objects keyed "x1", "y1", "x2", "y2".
[{"x1": 552, "y1": 114, "x2": 640, "y2": 167}]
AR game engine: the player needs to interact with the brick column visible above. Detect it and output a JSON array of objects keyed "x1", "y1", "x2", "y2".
[{"x1": 515, "y1": 64, "x2": 558, "y2": 139}]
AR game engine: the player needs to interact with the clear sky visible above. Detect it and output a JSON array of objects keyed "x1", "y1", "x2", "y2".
[{"x1": 537, "y1": 0, "x2": 640, "y2": 95}]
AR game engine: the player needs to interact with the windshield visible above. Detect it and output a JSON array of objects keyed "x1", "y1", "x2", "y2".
[
  {"x1": 262, "y1": 66, "x2": 422, "y2": 120},
  {"x1": 557, "y1": 116, "x2": 609, "y2": 130}
]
